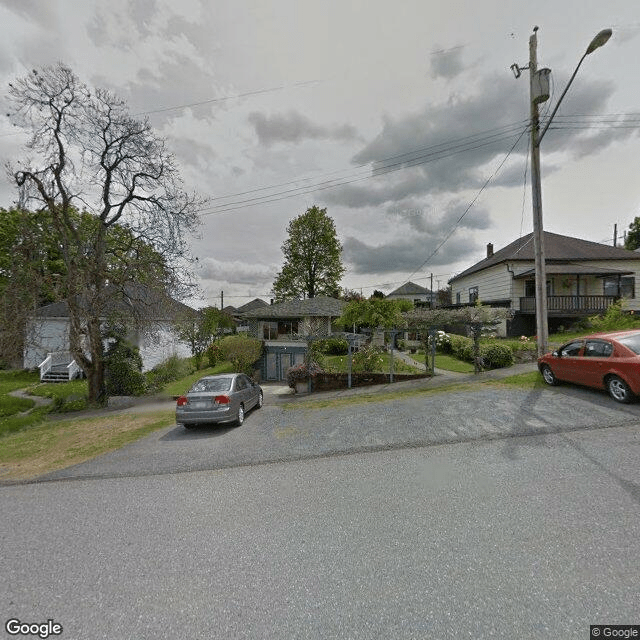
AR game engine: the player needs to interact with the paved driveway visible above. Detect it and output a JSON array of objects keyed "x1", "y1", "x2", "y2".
[{"x1": 35, "y1": 373, "x2": 640, "y2": 483}]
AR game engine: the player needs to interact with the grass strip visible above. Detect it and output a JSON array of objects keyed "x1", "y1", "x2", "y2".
[{"x1": 0, "y1": 409, "x2": 174, "y2": 482}]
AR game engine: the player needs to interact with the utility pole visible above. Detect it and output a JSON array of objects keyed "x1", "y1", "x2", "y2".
[
  {"x1": 221, "y1": 290, "x2": 224, "y2": 310},
  {"x1": 430, "y1": 273, "x2": 434, "y2": 309},
  {"x1": 529, "y1": 27, "x2": 549, "y2": 357},
  {"x1": 513, "y1": 27, "x2": 611, "y2": 356}
]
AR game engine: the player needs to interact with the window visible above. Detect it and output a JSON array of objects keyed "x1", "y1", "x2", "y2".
[
  {"x1": 584, "y1": 341, "x2": 613, "y2": 358},
  {"x1": 469, "y1": 287, "x2": 478, "y2": 303},
  {"x1": 456, "y1": 292, "x2": 461, "y2": 305},
  {"x1": 603, "y1": 276, "x2": 635, "y2": 299},
  {"x1": 526, "y1": 279, "x2": 553, "y2": 296},
  {"x1": 560, "y1": 341, "x2": 583, "y2": 357},
  {"x1": 263, "y1": 321, "x2": 278, "y2": 340}
]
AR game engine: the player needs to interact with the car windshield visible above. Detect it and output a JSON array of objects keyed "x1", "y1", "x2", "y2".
[
  {"x1": 189, "y1": 377, "x2": 233, "y2": 393},
  {"x1": 616, "y1": 333, "x2": 640, "y2": 355}
]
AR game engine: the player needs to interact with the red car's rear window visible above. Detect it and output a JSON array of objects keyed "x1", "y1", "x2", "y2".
[{"x1": 616, "y1": 334, "x2": 640, "y2": 355}]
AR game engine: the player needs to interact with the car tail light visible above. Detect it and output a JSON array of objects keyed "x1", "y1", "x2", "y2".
[
  {"x1": 176, "y1": 395, "x2": 188, "y2": 406},
  {"x1": 214, "y1": 395, "x2": 230, "y2": 405}
]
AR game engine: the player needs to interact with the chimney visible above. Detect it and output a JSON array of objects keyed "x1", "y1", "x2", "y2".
[{"x1": 487, "y1": 243, "x2": 494, "y2": 258}]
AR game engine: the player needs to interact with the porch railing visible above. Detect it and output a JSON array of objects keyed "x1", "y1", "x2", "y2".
[{"x1": 519, "y1": 295, "x2": 618, "y2": 314}]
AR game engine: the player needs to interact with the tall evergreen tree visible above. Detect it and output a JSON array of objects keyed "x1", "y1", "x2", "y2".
[{"x1": 272, "y1": 205, "x2": 345, "y2": 301}]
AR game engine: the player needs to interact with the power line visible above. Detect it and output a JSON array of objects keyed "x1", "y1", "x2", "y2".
[
  {"x1": 198, "y1": 125, "x2": 530, "y2": 215},
  {"x1": 404, "y1": 124, "x2": 529, "y2": 282}
]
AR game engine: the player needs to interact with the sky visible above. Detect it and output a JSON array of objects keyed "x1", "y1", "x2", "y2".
[{"x1": 1, "y1": 0, "x2": 639, "y2": 309}]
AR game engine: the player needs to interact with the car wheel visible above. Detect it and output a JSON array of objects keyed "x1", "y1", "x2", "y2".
[
  {"x1": 236, "y1": 404, "x2": 245, "y2": 426},
  {"x1": 256, "y1": 391, "x2": 263, "y2": 409},
  {"x1": 607, "y1": 375, "x2": 633, "y2": 404},
  {"x1": 540, "y1": 365, "x2": 558, "y2": 386}
]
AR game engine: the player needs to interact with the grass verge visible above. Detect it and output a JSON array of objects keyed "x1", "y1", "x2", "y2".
[
  {"x1": 0, "y1": 409, "x2": 174, "y2": 482},
  {"x1": 286, "y1": 369, "x2": 544, "y2": 410}
]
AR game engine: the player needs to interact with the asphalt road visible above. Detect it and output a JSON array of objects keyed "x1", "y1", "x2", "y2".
[
  {"x1": 2, "y1": 379, "x2": 640, "y2": 639},
  {"x1": 32, "y1": 378, "x2": 640, "y2": 482}
]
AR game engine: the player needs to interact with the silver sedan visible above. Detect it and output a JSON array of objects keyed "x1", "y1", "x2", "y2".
[{"x1": 176, "y1": 373, "x2": 263, "y2": 429}]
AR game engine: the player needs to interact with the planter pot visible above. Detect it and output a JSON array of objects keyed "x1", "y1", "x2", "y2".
[{"x1": 295, "y1": 381, "x2": 309, "y2": 394}]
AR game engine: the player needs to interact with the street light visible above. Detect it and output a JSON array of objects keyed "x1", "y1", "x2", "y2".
[{"x1": 514, "y1": 27, "x2": 612, "y2": 357}]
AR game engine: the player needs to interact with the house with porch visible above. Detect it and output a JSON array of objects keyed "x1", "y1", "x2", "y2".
[
  {"x1": 449, "y1": 231, "x2": 640, "y2": 337},
  {"x1": 240, "y1": 296, "x2": 347, "y2": 381}
]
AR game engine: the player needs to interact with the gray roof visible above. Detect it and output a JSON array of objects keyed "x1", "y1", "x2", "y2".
[
  {"x1": 387, "y1": 281, "x2": 432, "y2": 296},
  {"x1": 241, "y1": 296, "x2": 346, "y2": 319},
  {"x1": 35, "y1": 285, "x2": 195, "y2": 320},
  {"x1": 235, "y1": 298, "x2": 269, "y2": 314},
  {"x1": 450, "y1": 232, "x2": 640, "y2": 283}
]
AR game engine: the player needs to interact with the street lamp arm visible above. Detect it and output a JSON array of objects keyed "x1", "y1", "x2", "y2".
[
  {"x1": 538, "y1": 52, "x2": 587, "y2": 144},
  {"x1": 538, "y1": 28, "x2": 611, "y2": 145}
]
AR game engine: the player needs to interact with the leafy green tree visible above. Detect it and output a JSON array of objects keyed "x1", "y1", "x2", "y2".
[
  {"x1": 7, "y1": 64, "x2": 202, "y2": 402},
  {"x1": 176, "y1": 307, "x2": 235, "y2": 368},
  {"x1": 624, "y1": 217, "x2": 640, "y2": 250},
  {"x1": 338, "y1": 298, "x2": 413, "y2": 331},
  {"x1": 0, "y1": 208, "x2": 67, "y2": 366},
  {"x1": 218, "y1": 335, "x2": 263, "y2": 375},
  {"x1": 272, "y1": 205, "x2": 345, "y2": 301}
]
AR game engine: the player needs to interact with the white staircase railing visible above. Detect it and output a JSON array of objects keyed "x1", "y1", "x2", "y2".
[{"x1": 38, "y1": 351, "x2": 80, "y2": 381}]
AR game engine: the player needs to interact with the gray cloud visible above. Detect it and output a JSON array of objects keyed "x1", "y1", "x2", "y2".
[
  {"x1": 343, "y1": 199, "x2": 491, "y2": 275},
  {"x1": 248, "y1": 110, "x2": 360, "y2": 147},
  {"x1": 199, "y1": 257, "x2": 276, "y2": 286},
  {"x1": 324, "y1": 72, "x2": 633, "y2": 211},
  {"x1": 430, "y1": 45, "x2": 465, "y2": 80},
  {"x1": 0, "y1": 0, "x2": 57, "y2": 28}
]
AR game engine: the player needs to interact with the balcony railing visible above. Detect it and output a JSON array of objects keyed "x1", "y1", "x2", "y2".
[{"x1": 519, "y1": 295, "x2": 618, "y2": 315}]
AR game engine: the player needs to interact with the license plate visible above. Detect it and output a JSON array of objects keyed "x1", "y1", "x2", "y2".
[{"x1": 191, "y1": 401, "x2": 208, "y2": 409}]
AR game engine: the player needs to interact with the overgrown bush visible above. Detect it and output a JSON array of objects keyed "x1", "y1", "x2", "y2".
[
  {"x1": 480, "y1": 343, "x2": 514, "y2": 369},
  {"x1": 104, "y1": 337, "x2": 146, "y2": 396},
  {"x1": 315, "y1": 337, "x2": 349, "y2": 355},
  {"x1": 218, "y1": 335, "x2": 264, "y2": 374},
  {"x1": 145, "y1": 354, "x2": 195, "y2": 392},
  {"x1": 352, "y1": 344, "x2": 385, "y2": 373},
  {"x1": 589, "y1": 300, "x2": 640, "y2": 332}
]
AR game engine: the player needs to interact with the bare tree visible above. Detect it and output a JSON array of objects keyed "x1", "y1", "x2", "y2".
[{"x1": 7, "y1": 64, "x2": 203, "y2": 402}]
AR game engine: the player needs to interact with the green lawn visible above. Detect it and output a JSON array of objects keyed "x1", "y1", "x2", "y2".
[{"x1": 408, "y1": 352, "x2": 476, "y2": 373}]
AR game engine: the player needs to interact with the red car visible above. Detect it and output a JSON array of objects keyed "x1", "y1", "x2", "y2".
[{"x1": 538, "y1": 330, "x2": 640, "y2": 403}]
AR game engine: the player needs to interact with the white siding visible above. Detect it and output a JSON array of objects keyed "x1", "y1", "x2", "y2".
[{"x1": 450, "y1": 264, "x2": 513, "y2": 305}]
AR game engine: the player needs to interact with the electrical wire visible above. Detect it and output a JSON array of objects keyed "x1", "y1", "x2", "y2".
[{"x1": 404, "y1": 124, "x2": 529, "y2": 282}]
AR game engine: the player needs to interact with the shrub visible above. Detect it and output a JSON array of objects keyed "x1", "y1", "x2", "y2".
[
  {"x1": 286, "y1": 361, "x2": 324, "y2": 389},
  {"x1": 206, "y1": 342, "x2": 223, "y2": 368},
  {"x1": 104, "y1": 337, "x2": 146, "y2": 396},
  {"x1": 218, "y1": 335, "x2": 264, "y2": 375},
  {"x1": 145, "y1": 355, "x2": 195, "y2": 391},
  {"x1": 448, "y1": 335, "x2": 474, "y2": 363},
  {"x1": 480, "y1": 343, "x2": 514, "y2": 369},
  {"x1": 315, "y1": 337, "x2": 349, "y2": 355},
  {"x1": 427, "y1": 331, "x2": 452, "y2": 353},
  {"x1": 589, "y1": 300, "x2": 640, "y2": 332},
  {"x1": 352, "y1": 344, "x2": 385, "y2": 373}
]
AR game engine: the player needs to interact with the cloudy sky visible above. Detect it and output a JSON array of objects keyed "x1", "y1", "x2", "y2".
[{"x1": 1, "y1": 0, "x2": 639, "y2": 308}]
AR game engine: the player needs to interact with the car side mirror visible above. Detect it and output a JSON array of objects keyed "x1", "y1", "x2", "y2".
[{"x1": 552, "y1": 351, "x2": 559, "y2": 357}]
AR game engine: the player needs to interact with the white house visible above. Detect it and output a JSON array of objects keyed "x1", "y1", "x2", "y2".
[
  {"x1": 24, "y1": 292, "x2": 194, "y2": 378},
  {"x1": 449, "y1": 231, "x2": 640, "y2": 337},
  {"x1": 386, "y1": 281, "x2": 436, "y2": 306}
]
